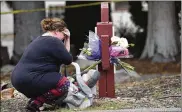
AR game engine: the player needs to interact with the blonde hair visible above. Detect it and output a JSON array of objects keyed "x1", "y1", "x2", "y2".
[{"x1": 41, "y1": 18, "x2": 67, "y2": 32}]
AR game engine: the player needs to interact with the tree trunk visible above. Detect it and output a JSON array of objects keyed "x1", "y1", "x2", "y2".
[
  {"x1": 140, "y1": 1, "x2": 180, "y2": 62},
  {"x1": 11, "y1": 1, "x2": 45, "y2": 64}
]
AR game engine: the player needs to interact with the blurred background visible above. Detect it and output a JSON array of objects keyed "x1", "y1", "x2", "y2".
[{"x1": 1, "y1": 1, "x2": 181, "y2": 77}]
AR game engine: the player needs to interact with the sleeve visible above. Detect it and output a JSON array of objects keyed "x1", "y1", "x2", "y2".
[{"x1": 48, "y1": 38, "x2": 73, "y2": 65}]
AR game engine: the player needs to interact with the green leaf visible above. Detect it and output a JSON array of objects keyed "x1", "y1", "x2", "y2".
[{"x1": 128, "y1": 43, "x2": 135, "y2": 47}]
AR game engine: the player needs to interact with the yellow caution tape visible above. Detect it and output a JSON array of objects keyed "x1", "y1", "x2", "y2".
[
  {"x1": 1, "y1": 2, "x2": 102, "y2": 15},
  {"x1": 1, "y1": 1, "x2": 123, "y2": 15}
]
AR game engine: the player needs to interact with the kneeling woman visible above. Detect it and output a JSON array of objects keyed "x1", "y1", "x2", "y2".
[{"x1": 11, "y1": 18, "x2": 72, "y2": 111}]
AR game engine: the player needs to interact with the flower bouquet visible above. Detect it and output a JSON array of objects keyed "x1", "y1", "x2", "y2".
[
  {"x1": 109, "y1": 36, "x2": 134, "y2": 58},
  {"x1": 77, "y1": 30, "x2": 136, "y2": 76},
  {"x1": 108, "y1": 36, "x2": 135, "y2": 73},
  {"x1": 78, "y1": 30, "x2": 101, "y2": 61}
]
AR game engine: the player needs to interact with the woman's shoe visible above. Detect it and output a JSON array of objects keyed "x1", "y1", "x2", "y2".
[{"x1": 25, "y1": 100, "x2": 40, "y2": 112}]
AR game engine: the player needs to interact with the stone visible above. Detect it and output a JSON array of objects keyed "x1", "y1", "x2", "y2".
[{"x1": 1, "y1": 88, "x2": 14, "y2": 100}]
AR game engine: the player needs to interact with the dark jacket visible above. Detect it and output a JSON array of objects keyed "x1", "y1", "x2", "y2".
[{"x1": 11, "y1": 36, "x2": 72, "y2": 98}]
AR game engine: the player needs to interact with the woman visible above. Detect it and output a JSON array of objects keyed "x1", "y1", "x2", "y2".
[{"x1": 11, "y1": 18, "x2": 72, "y2": 111}]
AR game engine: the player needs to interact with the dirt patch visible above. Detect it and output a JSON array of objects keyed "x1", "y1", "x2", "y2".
[{"x1": 117, "y1": 58, "x2": 181, "y2": 75}]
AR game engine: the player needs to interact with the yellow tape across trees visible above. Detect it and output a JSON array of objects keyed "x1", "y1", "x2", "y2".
[
  {"x1": 0, "y1": 1, "x2": 123, "y2": 15},
  {"x1": 1, "y1": 2, "x2": 103, "y2": 15}
]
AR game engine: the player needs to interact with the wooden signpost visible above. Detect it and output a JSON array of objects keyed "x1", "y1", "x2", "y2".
[{"x1": 96, "y1": 2, "x2": 115, "y2": 98}]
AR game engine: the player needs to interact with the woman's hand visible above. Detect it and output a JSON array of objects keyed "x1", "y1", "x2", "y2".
[
  {"x1": 63, "y1": 29, "x2": 71, "y2": 52},
  {"x1": 64, "y1": 36, "x2": 70, "y2": 52}
]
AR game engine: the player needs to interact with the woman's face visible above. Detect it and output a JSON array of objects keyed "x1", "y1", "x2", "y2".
[
  {"x1": 55, "y1": 32, "x2": 66, "y2": 40},
  {"x1": 53, "y1": 31, "x2": 68, "y2": 40}
]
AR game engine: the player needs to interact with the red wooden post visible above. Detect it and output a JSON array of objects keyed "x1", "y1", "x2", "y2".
[{"x1": 96, "y1": 2, "x2": 115, "y2": 98}]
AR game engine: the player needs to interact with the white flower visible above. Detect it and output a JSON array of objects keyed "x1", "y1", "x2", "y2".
[
  {"x1": 111, "y1": 36, "x2": 129, "y2": 48},
  {"x1": 87, "y1": 48, "x2": 92, "y2": 51},
  {"x1": 111, "y1": 36, "x2": 120, "y2": 44},
  {"x1": 118, "y1": 38, "x2": 128, "y2": 48}
]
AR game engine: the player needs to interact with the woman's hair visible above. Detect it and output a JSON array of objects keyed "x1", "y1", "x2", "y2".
[{"x1": 41, "y1": 18, "x2": 67, "y2": 32}]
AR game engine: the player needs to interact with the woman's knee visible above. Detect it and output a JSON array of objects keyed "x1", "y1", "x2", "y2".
[{"x1": 57, "y1": 76, "x2": 70, "y2": 93}]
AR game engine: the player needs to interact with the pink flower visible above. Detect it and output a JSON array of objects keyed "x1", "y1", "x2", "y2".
[{"x1": 110, "y1": 46, "x2": 129, "y2": 57}]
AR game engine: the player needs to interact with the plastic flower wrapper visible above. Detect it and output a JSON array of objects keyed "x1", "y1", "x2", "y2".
[
  {"x1": 86, "y1": 31, "x2": 101, "y2": 61},
  {"x1": 78, "y1": 31, "x2": 101, "y2": 61},
  {"x1": 109, "y1": 45, "x2": 129, "y2": 57}
]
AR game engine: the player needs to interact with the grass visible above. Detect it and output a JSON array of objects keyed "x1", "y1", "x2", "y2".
[
  {"x1": 86, "y1": 100, "x2": 130, "y2": 110},
  {"x1": 57, "y1": 108, "x2": 75, "y2": 112}
]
